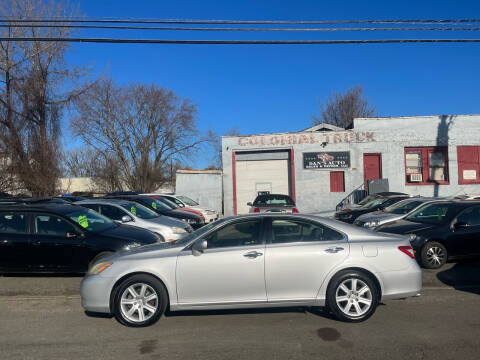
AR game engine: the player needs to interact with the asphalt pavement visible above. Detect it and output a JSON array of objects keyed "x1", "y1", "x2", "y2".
[{"x1": 0, "y1": 262, "x2": 479, "y2": 360}]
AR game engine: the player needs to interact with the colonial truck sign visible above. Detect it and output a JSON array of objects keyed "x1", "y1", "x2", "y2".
[{"x1": 303, "y1": 151, "x2": 351, "y2": 169}]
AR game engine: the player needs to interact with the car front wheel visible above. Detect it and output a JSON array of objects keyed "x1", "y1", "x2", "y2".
[
  {"x1": 113, "y1": 274, "x2": 168, "y2": 327},
  {"x1": 327, "y1": 270, "x2": 379, "y2": 322},
  {"x1": 420, "y1": 241, "x2": 447, "y2": 269}
]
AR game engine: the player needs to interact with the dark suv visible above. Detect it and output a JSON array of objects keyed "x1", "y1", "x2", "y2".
[{"x1": 0, "y1": 204, "x2": 160, "y2": 273}]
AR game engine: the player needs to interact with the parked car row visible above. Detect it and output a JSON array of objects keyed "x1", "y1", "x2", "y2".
[{"x1": 335, "y1": 194, "x2": 480, "y2": 269}]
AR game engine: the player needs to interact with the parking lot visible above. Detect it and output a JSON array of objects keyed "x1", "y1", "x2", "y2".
[{"x1": 1, "y1": 262, "x2": 479, "y2": 360}]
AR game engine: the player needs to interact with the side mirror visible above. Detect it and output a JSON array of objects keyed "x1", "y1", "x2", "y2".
[
  {"x1": 247, "y1": 202, "x2": 253, "y2": 206},
  {"x1": 121, "y1": 215, "x2": 133, "y2": 223},
  {"x1": 192, "y1": 239, "x2": 207, "y2": 256}
]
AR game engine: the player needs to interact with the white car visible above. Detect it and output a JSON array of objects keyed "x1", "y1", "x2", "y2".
[
  {"x1": 147, "y1": 194, "x2": 219, "y2": 223},
  {"x1": 77, "y1": 199, "x2": 193, "y2": 242}
]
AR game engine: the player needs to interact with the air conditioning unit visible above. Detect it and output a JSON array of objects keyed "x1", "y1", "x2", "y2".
[{"x1": 409, "y1": 173, "x2": 423, "y2": 182}]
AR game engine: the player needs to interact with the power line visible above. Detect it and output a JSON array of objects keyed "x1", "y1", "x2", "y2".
[
  {"x1": 2, "y1": 18, "x2": 480, "y2": 25},
  {"x1": 2, "y1": 37, "x2": 480, "y2": 44},
  {"x1": 2, "y1": 24, "x2": 480, "y2": 32}
]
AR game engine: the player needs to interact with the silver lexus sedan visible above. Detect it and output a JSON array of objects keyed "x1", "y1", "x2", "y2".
[{"x1": 80, "y1": 214, "x2": 422, "y2": 327}]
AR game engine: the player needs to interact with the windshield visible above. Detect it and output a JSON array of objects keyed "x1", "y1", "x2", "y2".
[
  {"x1": 120, "y1": 202, "x2": 157, "y2": 219},
  {"x1": 156, "y1": 197, "x2": 179, "y2": 209},
  {"x1": 173, "y1": 220, "x2": 221, "y2": 246},
  {"x1": 254, "y1": 195, "x2": 294, "y2": 206},
  {"x1": 139, "y1": 198, "x2": 172, "y2": 212},
  {"x1": 177, "y1": 195, "x2": 199, "y2": 206},
  {"x1": 385, "y1": 200, "x2": 425, "y2": 214},
  {"x1": 357, "y1": 194, "x2": 378, "y2": 206},
  {"x1": 405, "y1": 203, "x2": 463, "y2": 224},
  {"x1": 66, "y1": 208, "x2": 116, "y2": 233},
  {"x1": 362, "y1": 198, "x2": 385, "y2": 209}
]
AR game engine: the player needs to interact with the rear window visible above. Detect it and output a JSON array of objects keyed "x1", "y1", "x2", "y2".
[{"x1": 253, "y1": 195, "x2": 295, "y2": 206}]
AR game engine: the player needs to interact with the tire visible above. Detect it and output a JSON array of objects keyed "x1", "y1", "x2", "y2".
[
  {"x1": 420, "y1": 241, "x2": 447, "y2": 269},
  {"x1": 88, "y1": 251, "x2": 113, "y2": 270},
  {"x1": 113, "y1": 274, "x2": 168, "y2": 327},
  {"x1": 326, "y1": 270, "x2": 379, "y2": 322}
]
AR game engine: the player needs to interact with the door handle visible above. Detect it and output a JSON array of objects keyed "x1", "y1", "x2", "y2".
[
  {"x1": 325, "y1": 246, "x2": 344, "y2": 253},
  {"x1": 32, "y1": 240, "x2": 41, "y2": 246},
  {"x1": 243, "y1": 251, "x2": 263, "y2": 258}
]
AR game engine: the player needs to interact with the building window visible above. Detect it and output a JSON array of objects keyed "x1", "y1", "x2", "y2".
[
  {"x1": 404, "y1": 147, "x2": 449, "y2": 185},
  {"x1": 330, "y1": 171, "x2": 345, "y2": 192},
  {"x1": 457, "y1": 146, "x2": 480, "y2": 184}
]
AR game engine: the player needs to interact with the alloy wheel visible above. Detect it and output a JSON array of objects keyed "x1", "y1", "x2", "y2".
[
  {"x1": 425, "y1": 246, "x2": 445, "y2": 267},
  {"x1": 120, "y1": 283, "x2": 159, "y2": 323},
  {"x1": 335, "y1": 278, "x2": 372, "y2": 317}
]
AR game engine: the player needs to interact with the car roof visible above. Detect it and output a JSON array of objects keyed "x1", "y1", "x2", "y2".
[
  {"x1": 77, "y1": 199, "x2": 132, "y2": 206},
  {"x1": 0, "y1": 203, "x2": 83, "y2": 214}
]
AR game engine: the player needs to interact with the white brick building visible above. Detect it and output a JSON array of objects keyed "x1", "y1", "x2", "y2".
[{"x1": 221, "y1": 114, "x2": 480, "y2": 216}]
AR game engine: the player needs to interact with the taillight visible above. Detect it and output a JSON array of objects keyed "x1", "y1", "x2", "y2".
[
  {"x1": 253, "y1": 207, "x2": 260, "y2": 213},
  {"x1": 292, "y1": 208, "x2": 299, "y2": 213},
  {"x1": 398, "y1": 245, "x2": 415, "y2": 259}
]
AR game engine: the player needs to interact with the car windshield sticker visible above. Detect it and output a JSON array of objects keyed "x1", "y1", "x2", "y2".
[
  {"x1": 78, "y1": 215, "x2": 89, "y2": 228},
  {"x1": 152, "y1": 202, "x2": 157, "y2": 209},
  {"x1": 130, "y1": 206, "x2": 137, "y2": 215}
]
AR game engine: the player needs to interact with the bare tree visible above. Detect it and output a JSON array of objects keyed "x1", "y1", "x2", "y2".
[
  {"x1": 0, "y1": 0, "x2": 87, "y2": 196},
  {"x1": 313, "y1": 86, "x2": 376, "y2": 129},
  {"x1": 72, "y1": 78, "x2": 205, "y2": 192},
  {"x1": 208, "y1": 127, "x2": 240, "y2": 169}
]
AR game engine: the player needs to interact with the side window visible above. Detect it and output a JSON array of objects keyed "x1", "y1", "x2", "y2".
[
  {"x1": 0, "y1": 212, "x2": 27, "y2": 234},
  {"x1": 100, "y1": 205, "x2": 127, "y2": 221},
  {"x1": 34, "y1": 215, "x2": 75, "y2": 236},
  {"x1": 207, "y1": 220, "x2": 262, "y2": 248},
  {"x1": 271, "y1": 219, "x2": 343, "y2": 244},
  {"x1": 457, "y1": 207, "x2": 480, "y2": 226},
  {"x1": 81, "y1": 204, "x2": 100, "y2": 213}
]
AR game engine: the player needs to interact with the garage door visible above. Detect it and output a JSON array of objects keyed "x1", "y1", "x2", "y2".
[{"x1": 236, "y1": 159, "x2": 290, "y2": 214}]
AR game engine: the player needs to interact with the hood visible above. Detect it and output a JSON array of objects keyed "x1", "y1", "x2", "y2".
[
  {"x1": 376, "y1": 219, "x2": 437, "y2": 235},
  {"x1": 147, "y1": 215, "x2": 188, "y2": 228},
  {"x1": 109, "y1": 241, "x2": 185, "y2": 261},
  {"x1": 98, "y1": 224, "x2": 159, "y2": 244},
  {"x1": 356, "y1": 212, "x2": 402, "y2": 223}
]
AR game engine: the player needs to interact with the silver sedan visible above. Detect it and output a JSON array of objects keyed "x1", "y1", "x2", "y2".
[{"x1": 80, "y1": 214, "x2": 422, "y2": 327}]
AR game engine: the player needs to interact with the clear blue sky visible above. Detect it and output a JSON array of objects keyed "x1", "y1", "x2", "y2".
[{"x1": 66, "y1": 0, "x2": 480, "y2": 167}]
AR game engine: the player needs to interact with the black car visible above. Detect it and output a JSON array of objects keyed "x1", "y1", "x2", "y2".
[
  {"x1": 106, "y1": 195, "x2": 205, "y2": 229},
  {"x1": 0, "y1": 204, "x2": 160, "y2": 273},
  {"x1": 335, "y1": 195, "x2": 409, "y2": 223},
  {"x1": 376, "y1": 200, "x2": 480, "y2": 269},
  {"x1": 247, "y1": 194, "x2": 298, "y2": 213},
  {"x1": 55, "y1": 196, "x2": 89, "y2": 203}
]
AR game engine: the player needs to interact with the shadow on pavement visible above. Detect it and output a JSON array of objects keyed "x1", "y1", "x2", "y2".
[{"x1": 436, "y1": 260, "x2": 480, "y2": 295}]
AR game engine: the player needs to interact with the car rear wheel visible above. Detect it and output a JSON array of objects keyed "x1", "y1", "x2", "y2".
[
  {"x1": 327, "y1": 270, "x2": 379, "y2": 322},
  {"x1": 113, "y1": 274, "x2": 168, "y2": 327},
  {"x1": 420, "y1": 241, "x2": 447, "y2": 269}
]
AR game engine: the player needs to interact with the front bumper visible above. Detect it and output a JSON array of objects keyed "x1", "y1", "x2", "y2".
[
  {"x1": 80, "y1": 275, "x2": 116, "y2": 313},
  {"x1": 204, "y1": 213, "x2": 219, "y2": 223}
]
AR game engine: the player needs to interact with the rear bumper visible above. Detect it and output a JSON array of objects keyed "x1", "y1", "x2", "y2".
[
  {"x1": 380, "y1": 263, "x2": 422, "y2": 301},
  {"x1": 80, "y1": 275, "x2": 116, "y2": 313}
]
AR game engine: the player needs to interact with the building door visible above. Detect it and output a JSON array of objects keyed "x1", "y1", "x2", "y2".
[{"x1": 363, "y1": 153, "x2": 382, "y2": 186}]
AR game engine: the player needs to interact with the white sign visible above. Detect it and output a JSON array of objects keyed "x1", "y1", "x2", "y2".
[{"x1": 463, "y1": 170, "x2": 477, "y2": 180}]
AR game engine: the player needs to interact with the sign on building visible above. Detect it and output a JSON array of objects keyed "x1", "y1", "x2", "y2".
[{"x1": 303, "y1": 152, "x2": 351, "y2": 169}]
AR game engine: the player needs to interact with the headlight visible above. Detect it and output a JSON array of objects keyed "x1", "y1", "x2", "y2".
[
  {"x1": 123, "y1": 242, "x2": 142, "y2": 251},
  {"x1": 363, "y1": 220, "x2": 379, "y2": 228},
  {"x1": 206, "y1": 210, "x2": 216, "y2": 215},
  {"x1": 87, "y1": 261, "x2": 113, "y2": 275},
  {"x1": 172, "y1": 226, "x2": 187, "y2": 234},
  {"x1": 407, "y1": 233, "x2": 418, "y2": 242}
]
